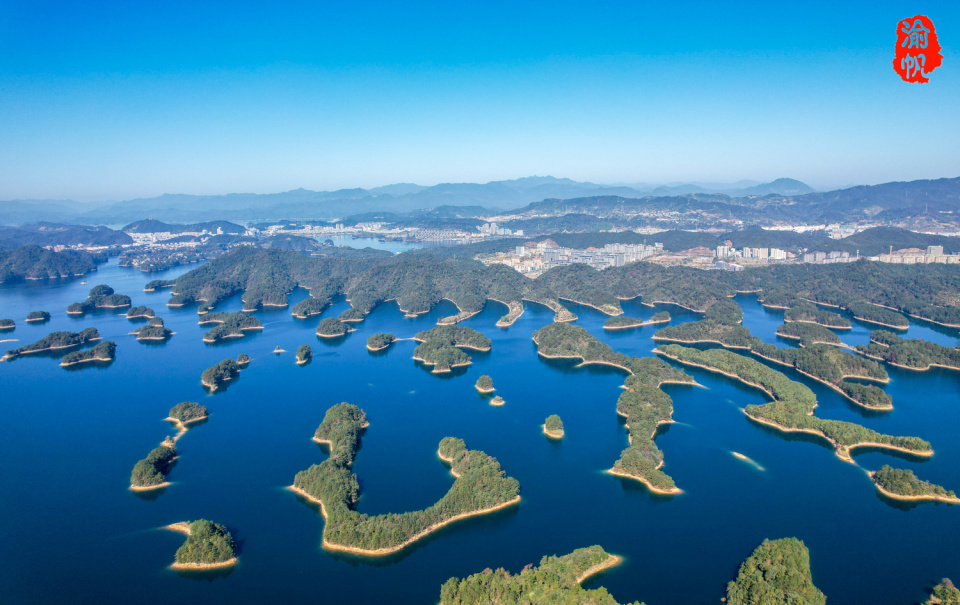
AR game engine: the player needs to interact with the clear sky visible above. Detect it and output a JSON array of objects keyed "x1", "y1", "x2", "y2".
[{"x1": 0, "y1": 1, "x2": 957, "y2": 200}]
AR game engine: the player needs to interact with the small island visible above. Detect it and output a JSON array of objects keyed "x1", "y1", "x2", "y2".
[
  {"x1": 783, "y1": 302, "x2": 851, "y2": 329},
  {"x1": 775, "y1": 321, "x2": 842, "y2": 346},
  {"x1": 201, "y1": 358, "x2": 240, "y2": 391},
  {"x1": 60, "y1": 341, "x2": 116, "y2": 366},
  {"x1": 412, "y1": 325, "x2": 491, "y2": 373},
  {"x1": 439, "y1": 545, "x2": 623, "y2": 604},
  {"x1": 165, "y1": 401, "x2": 209, "y2": 443},
  {"x1": 366, "y1": 332, "x2": 396, "y2": 351},
  {"x1": 924, "y1": 579, "x2": 960, "y2": 605},
  {"x1": 847, "y1": 301, "x2": 909, "y2": 330},
  {"x1": 0, "y1": 319, "x2": 14, "y2": 331},
  {"x1": 200, "y1": 312, "x2": 263, "y2": 343},
  {"x1": 316, "y1": 317, "x2": 351, "y2": 338},
  {"x1": 2, "y1": 327, "x2": 101, "y2": 361},
  {"x1": 166, "y1": 519, "x2": 238, "y2": 570},
  {"x1": 870, "y1": 465, "x2": 960, "y2": 504},
  {"x1": 603, "y1": 311, "x2": 670, "y2": 330},
  {"x1": 130, "y1": 444, "x2": 177, "y2": 491},
  {"x1": 126, "y1": 305, "x2": 156, "y2": 319},
  {"x1": 475, "y1": 374, "x2": 495, "y2": 393},
  {"x1": 67, "y1": 284, "x2": 132, "y2": 316},
  {"x1": 25, "y1": 311, "x2": 50, "y2": 322},
  {"x1": 856, "y1": 330, "x2": 960, "y2": 371},
  {"x1": 543, "y1": 414, "x2": 564, "y2": 439},
  {"x1": 726, "y1": 538, "x2": 825, "y2": 605},
  {"x1": 490, "y1": 395, "x2": 505, "y2": 406},
  {"x1": 291, "y1": 297, "x2": 329, "y2": 319},
  {"x1": 296, "y1": 344, "x2": 312, "y2": 365},
  {"x1": 237, "y1": 352, "x2": 251, "y2": 366},
  {"x1": 131, "y1": 316, "x2": 174, "y2": 341},
  {"x1": 291, "y1": 403, "x2": 520, "y2": 556}
]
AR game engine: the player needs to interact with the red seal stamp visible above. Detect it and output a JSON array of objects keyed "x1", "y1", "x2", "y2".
[{"x1": 894, "y1": 15, "x2": 942, "y2": 83}]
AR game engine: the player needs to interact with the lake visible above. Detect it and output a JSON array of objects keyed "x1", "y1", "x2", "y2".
[{"x1": 1, "y1": 259, "x2": 958, "y2": 604}]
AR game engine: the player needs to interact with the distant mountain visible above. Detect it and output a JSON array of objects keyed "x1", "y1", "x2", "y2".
[
  {"x1": 0, "y1": 222, "x2": 131, "y2": 249},
  {"x1": 733, "y1": 178, "x2": 814, "y2": 197},
  {"x1": 122, "y1": 219, "x2": 246, "y2": 234}
]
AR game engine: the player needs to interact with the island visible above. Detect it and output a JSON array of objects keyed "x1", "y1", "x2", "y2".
[
  {"x1": 847, "y1": 301, "x2": 909, "y2": 330},
  {"x1": 130, "y1": 316, "x2": 174, "y2": 341},
  {"x1": 291, "y1": 297, "x2": 328, "y2": 319},
  {"x1": 290, "y1": 403, "x2": 520, "y2": 556},
  {"x1": 654, "y1": 314, "x2": 893, "y2": 411},
  {"x1": 25, "y1": 311, "x2": 50, "y2": 322},
  {"x1": 0, "y1": 245, "x2": 102, "y2": 281},
  {"x1": 296, "y1": 344, "x2": 312, "y2": 365},
  {"x1": 126, "y1": 305, "x2": 156, "y2": 319},
  {"x1": 490, "y1": 395, "x2": 505, "y2": 406},
  {"x1": 0, "y1": 319, "x2": 14, "y2": 331},
  {"x1": 870, "y1": 465, "x2": 960, "y2": 503},
  {"x1": 543, "y1": 414, "x2": 564, "y2": 438},
  {"x1": 655, "y1": 344, "x2": 932, "y2": 463},
  {"x1": 165, "y1": 519, "x2": 238, "y2": 570},
  {"x1": 237, "y1": 352, "x2": 251, "y2": 366},
  {"x1": 856, "y1": 330, "x2": 960, "y2": 371},
  {"x1": 67, "y1": 284, "x2": 132, "y2": 315},
  {"x1": 475, "y1": 374, "x2": 495, "y2": 393},
  {"x1": 532, "y1": 322, "x2": 695, "y2": 495},
  {"x1": 2, "y1": 327, "x2": 101, "y2": 361},
  {"x1": 200, "y1": 311, "x2": 263, "y2": 343},
  {"x1": 366, "y1": 332, "x2": 396, "y2": 351},
  {"x1": 165, "y1": 401, "x2": 209, "y2": 443},
  {"x1": 439, "y1": 545, "x2": 625, "y2": 604},
  {"x1": 412, "y1": 325, "x2": 491, "y2": 373},
  {"x1": 201, "y1": 358, "x2": 240, "y2": 391},
  {"x1": 60, "y1": 341, "x2": 116, "y2": 366},
  {"x1": 129, "y1": 444, "x2": 177, "y2": 491},
  {"x1": 783, "y1": 302, "x2": 851, "y2": 329},
  {"x1": 726, "y1": 538, "x2": 825, "y2": 605},
  {"x1": 603, "y1": 311, "x2": 670, "y2": 330},
  {"x1": 924, "y1": 579, "x2": 960, "y2": 605},
  {"x1": 316, "y1": 317, "x2": 351, "y2": 338}
]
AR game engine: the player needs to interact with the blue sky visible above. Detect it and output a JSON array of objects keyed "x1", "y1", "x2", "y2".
[{"x1": 0, "y1": 1, "x2": 957, "y2": 200}]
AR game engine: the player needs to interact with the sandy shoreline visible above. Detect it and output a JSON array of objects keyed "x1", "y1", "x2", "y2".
[
  {"x1": 604, "y1": 317, "x2": 670, "y2": 330},
  {"x1": 130, "y1": 481, "x2": 171, "y2": 492},
  {"x1": 60, "y1": 354, "x2": 113, "y2": 367},
  {"x1": 867, "y1": 472, "x2": 960, "y2": 504},
  {"x1": 575, "y1": 554, "x2": 623, "y2": 584},
  {"x1": 542, "y1": 424, "x2": 564, "y2": 439},
  {"x1": 605, "y1": 468, "x2": 682, "y2": 495},
  {"x1": 163, "y1": 523, "x2": 238, "y2": 570},
  {"x1": 851, "y1": 315, "x2": 909, "y2": 330},
  {"x1": 783, "y1": 317, "x2": 852, "y2": 330}
]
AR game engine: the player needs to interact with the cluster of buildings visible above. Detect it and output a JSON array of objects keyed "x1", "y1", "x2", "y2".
[
  {"x1": 716, "y1": 245, "x2": 789, "y2": 261},
  {"x1": 875, "y1": 245, "x2": 960, "y2": 264},
  {"x1": 479, "y1": 239, "x2": 662, "y2": 276},
  {"x1": 126, "y1": 226, "x2": 231, "y2": 246},
  {"x1": 478, "y1": 222, "x2": 523, "y2": 237}
]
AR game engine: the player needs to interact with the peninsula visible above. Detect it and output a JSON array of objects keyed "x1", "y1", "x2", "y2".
[
  {"x1": 543, "y1": 414, "x2": 564, "y2": 439},
  {"x1": 166, "y1": 519, "x2": 238, "y2": 570},
  {"x1": 603, "y1": 311, "x2": 670, "y2": 330},
  {"x1": 870, "y1": 465, "x2": 960, "y2": 504},
  {"x1": 291, "y1": 403, "x2": 520, "y2": 556},
  {"x1": 2, "y1": 327, "x2": 100, "y2": 361},
  {"x1": 856, "y1": 330, "x2": 960, "y2": 371},
  {"x1": 60, "y1": 341, "x2": 116, "y2": 366},
  {"x1": 201, "y1": 358, "x2": 240, "y2": 391},
  {"x1": 655, "y1": 344, "x2": 932, "y2": 463}
]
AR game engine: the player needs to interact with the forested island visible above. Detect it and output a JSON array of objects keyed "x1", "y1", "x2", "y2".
[
  {"x1": 130, "y1": 445, "x2": 176, "y2": 491},
  {"x1": 925, "y1": 579, "x2": 960, "y2": 605},
  {"x1": 126, "y1": 305, "x2": 155, "y2": 319},
  {"x1": 237, "y1": 352, "x2": 250, "y2": 366},
  {"x1": 783, "y1": 302, "x2": 851, "y2": 329},
  {"x1": 67, "y1": 284, "x2": 131, "y2": 315},
  {"x1": 60, "y1": 341, "x2": 116, "y2": 366},
  {"x1": 439, "y1": 545, "x2": 629, "y2": 605},
  {"x1": 856, "y1": 330, "x2": 960, "y2": 371},
  {"x1": 201, "y1": 358, "x2": 240, "y2": 391},
  {"x1": 291, "y1": 403, "x2": 520, "y2": 555},
  {"x1": 533, "y1": 322, "x2": 694, "y2": 494},
  {"x1": 316, "y1": 317, "x2": 351, "y2": 338},
  {"x1": 603, "y1": 311, "x2": 670, "y2": 330},
  {"x1": 846, "y1": 301, "x2": 909, "y2": 329},
  {"x1": 25, "y1": 311, "x2": 50, "y2": 322},
  {"x1": 131, "y1": 316, "x2": 174, "y2": 341},
  {"x1": 475, "y1": 375, "x2": 494, "y2": 393},
  {"x1": 413, "y1": 325, "x2": 491, "y2": 373},
  {"x1": 0, "y1": 245, "x2": 102, "y2": 281},
  {"x1": 655, "y1": 344, "x2": 931, "y2": 462},
  {"x1": 296, "y1": 344, "x2": 312, "y2": 364},
  {"x1": 870, "y1": 465, "x2": 960, "y2": 503},
  {"x1": 654, "y1": 313, "x2": 893, "y2": 410},
  {"x1": 291, "y1": 297, "x2": 327, "y2": 319},
  {"x1": 151, "y1": 245, "x2": 960, "y2": 331},
  {"x1": 166, "y1": 401, "x2": 209, "y2": 440},
  {"x1": 726, "y1": 538, "x2": 825, "y2": 605},
  {"x1": 0, "y1": 319, "x2": 13, "y2": 330},
  {"x1": 544, "y1": 414, "x2": 564, "y2": 439},
  {"x1": 366, "y1": 332, "x2": 395, "y2": 351},
  {"x1": 2, "y1": 327, "x2": 100, "y2": 361},
  {"x1": 166, "y1": 519, "x2": 238, "y2": 570},
  {"x1": 199, "y1": 311, "x2": 263, "y2": 343}
]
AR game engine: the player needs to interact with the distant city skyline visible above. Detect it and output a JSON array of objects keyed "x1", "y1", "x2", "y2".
[{"x1": 1, "y1": 1, "x2": 957, "y2": 201}]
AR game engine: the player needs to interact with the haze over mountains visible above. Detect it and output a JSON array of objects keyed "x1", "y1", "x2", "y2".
[{"x1": 0, "y1": 176, "x2": 816, "y2": 225}]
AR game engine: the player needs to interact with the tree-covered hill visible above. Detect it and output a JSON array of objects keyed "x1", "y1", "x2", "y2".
[{"x1": 0, "y1": 245, "x2": 104, "y2": 281}]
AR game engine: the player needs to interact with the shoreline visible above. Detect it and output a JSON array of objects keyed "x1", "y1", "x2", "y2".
[
  {"x1": 1, "y1": 337, "x2": 103, "y2": 361},
  {"x1": 604, "y1": 317, "x2": 670, "y2": 330},
  {"x1": 317, "y1": 329, "x2": 353, "y2": 338},
  {"x1": 130, "y1": 481, "x2": 171, "y2": 492},
  {"x1": 575, "y1": 554, "x2": 623, "y2": 585},
  {"x1": 163, "y1": 523, "x2": 239, "y2": 570},
  {"x1": 475, "y1": 386, "x2": 495, "y2": 394},
  {"x1": 542, "y1": 424, "x2": 564, "y2": 439},
  {"x1": 557, "y1": 296, "x2": 622, "y2": 317},
  {"x1": 60, "y1": 354, "x2": 113, "y2": 367},
  {"x1": 783, "y1": 317, "x2": 852, "y2": 330},
  {"x1": 491, "y1": 298, "x2": 524, "y2": 327},
  {"x1": 605, "y1": 468, "x2": 682, "y2": 495},
  {"x1": 286, "y1": 485, "x2": 521, "y2": 556},
  {"x1": 867, "y1": 472, "x2": 960, "y2": 504}
]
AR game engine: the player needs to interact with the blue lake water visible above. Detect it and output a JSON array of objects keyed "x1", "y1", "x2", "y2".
[{"x1": 1, "y1": 262, "x2": 959, "y2": 604}]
